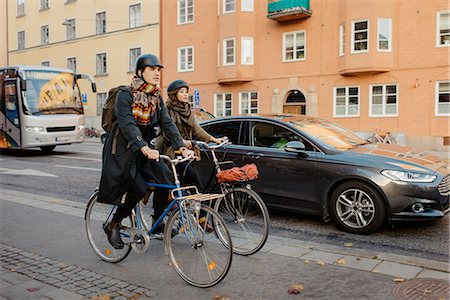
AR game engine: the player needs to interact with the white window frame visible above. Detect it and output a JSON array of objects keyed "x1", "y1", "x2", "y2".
[
  {"x1": 339, "y1": 24, "x2": 345, "y2": 56},
  {"x1": 96, "y1": 11, "x2": 107, "y2": 35},
  {"x1": 96, "y1": 52, "x2": 107, "y2": 76},
  {"x1": 369, "y1": 83, "x2": 398, "y2": 117},
  {"x1": 377, "y1": 18, "x2": 392, "y2": 52},
  {"x1": 41, "y1": 61, "x2": 50, "y2": 66},
  {"x1": 351, "y1": 19, "x2": 369, "y2": 54},
  {"x1": 239, "y1": 91, "x2": 258, "y2": 114},
  {"x1": 223, "y1": 0, "x2": 235, "y2": 14},
  {"x1": 129, "y1": 47, "x2": 142, "y2": 72},
  {"x1": 437, "y1": 11, "x2": 450, "y2": 47},
  {"x1": 223, "y1": 38, "x2": 235, "y2": 65},
  {"x1": 435, "y1": 81, "x2": 450, "y2": 116},
  {"x1": 67, "y1": 57, "x2": 77, "y2": 73},
  {"x1": 17, "y1": 0, "x2": 25, "y2": 17},
  {"x1": 66, "y1": 18, "x2": 76, "y2": 40},
  {"x1": 129, "y1": 3, "x2": 141, "y2": 28},
  {"x1": 18, "y1": 30, "x2": 25, "y2": 50},
  {"x1": 241, "y1": 37, "x2": 254, "y2": 65},
  {"x1": 333, "y1": 86, "x2": 360, "y2": 117},
  {"x1": 97, "y1": 93, "x2": 107, "y2": 116},
  {"x1": 283, "y1": 30, "x2": 306, "y2": 62},
  {"x1": 177, "y1": 0, "x2": 194, "y2": 25},
  {"x1": 40, "y1": 25, "x2": 49, "y2": 45},
  {"x1": 40, "y1": 0, "x2": 49, "y2": 10},
  {"x1": 177, "y1": 46, "x2": 194, "y2": 72},
  {"x1": 214, "y1": 93, "x2": 232, "y2": 117},
  {"x1": 241, "y1": 0, "x2": 253, "y2": 12}
]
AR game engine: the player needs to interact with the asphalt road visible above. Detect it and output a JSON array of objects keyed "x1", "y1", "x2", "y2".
[{"x1": 0, "y1": 142, "x2": 448, "y2": 263}]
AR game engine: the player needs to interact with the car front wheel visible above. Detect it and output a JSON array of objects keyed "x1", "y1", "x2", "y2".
[{"x1": 330, "y1": 181, "x2": 386, "y2": 234}]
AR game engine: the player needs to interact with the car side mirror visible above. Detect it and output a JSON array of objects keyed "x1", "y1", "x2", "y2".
[{"x1": 284, "y1": 141, "x2": 306, "y2": 153}]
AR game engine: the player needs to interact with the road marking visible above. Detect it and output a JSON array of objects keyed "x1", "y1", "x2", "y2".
[
  {"x1": 52, "y1": 155, "x2": 101, "y2": 162},
  {"x1": 0, "y1": 167, "x2": 58, "y2": 177},
  {"x1": 54, "y1": 164, "x2": 101, "y2": 172}
]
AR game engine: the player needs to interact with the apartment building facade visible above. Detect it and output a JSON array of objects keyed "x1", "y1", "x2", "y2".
[
  {"x1": 6, "y1": 0, "x2": 160, "y2": 128},
  {"x1": 1, "y1": 1, "x2": 7, "y2": 66},
  {"x1": 161, "y1": 0, "x2": 450, "y2": 150}
]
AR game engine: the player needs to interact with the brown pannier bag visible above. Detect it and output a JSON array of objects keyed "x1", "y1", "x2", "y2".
[{"x1": 216, "y1": 163, "x2": 259, "y2": 183}]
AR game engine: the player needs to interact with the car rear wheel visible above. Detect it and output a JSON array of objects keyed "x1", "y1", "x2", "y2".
[{"x1": 330, "y1": 181, "x2": 386, "y2": 234}]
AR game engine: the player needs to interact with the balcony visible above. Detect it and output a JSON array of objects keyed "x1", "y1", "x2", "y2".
[{"x1": 267, "y1": 0, "x2": 311, "y2": 22}]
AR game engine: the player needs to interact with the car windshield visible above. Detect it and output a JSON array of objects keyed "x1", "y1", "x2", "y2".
[
  {"x1": 288, "y1": 118, "x2": 368, "y2": 150},
  {"x1": 23, "y1": 70, "x2": 83, "y2": 115}
]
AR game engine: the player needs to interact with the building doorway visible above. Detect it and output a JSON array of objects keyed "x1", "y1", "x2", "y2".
[{"x1": 283, "y1": 90, "x2": 306, "y2": 114}]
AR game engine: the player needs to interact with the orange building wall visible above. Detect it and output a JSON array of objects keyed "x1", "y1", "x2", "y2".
[{"x1": 161, "y1": 0, "x2": 450, "y2": 150}]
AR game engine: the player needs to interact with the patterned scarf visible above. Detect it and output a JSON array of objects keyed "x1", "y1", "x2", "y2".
[{"x1": 130, "y1": 76, "x2": 161, "y2": 125}]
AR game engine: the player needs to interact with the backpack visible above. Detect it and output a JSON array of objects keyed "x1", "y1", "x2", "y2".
[
  {"x1": 216, "y1": 163, "x2": 259, "y2": 183},
  {"x1": 102, "y1": 85, "x2": 132, "y2": 132}
]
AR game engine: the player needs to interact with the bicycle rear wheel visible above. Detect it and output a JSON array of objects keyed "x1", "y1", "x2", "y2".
[
  {"x1": 85, "y1": 191, "x2": 132, "y2": 263},
  {"x1": 215, "y1": 186, "x2": 270, "y2": 256},
  {"x1": 164, "y1": 205, "x2": 233, "y2": 288}
]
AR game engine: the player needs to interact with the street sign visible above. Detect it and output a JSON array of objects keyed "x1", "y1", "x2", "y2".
[
  {"x1": 194, "y1": 89, "x2": 200, "y2": 107},
  {"x1": 81, "y1": 93, "x2": 88, "y2": 103}
]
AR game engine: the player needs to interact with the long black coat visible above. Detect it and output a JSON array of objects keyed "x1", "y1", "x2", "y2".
[{"x1": 98, "y1": 89, "x2": 184, "y2": 205}]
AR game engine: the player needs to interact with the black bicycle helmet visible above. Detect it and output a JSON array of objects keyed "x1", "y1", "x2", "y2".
[
  {"x1": 135, "y1": 54, "x2": 163, "y2": 75},
  {"x1": 167, "y1": 79, "x2": 189, "y2": 93}
]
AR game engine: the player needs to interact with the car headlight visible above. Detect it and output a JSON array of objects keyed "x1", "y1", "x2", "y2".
[
  {"x1": 25, "y1": 126, "x2": 45, "y2": 133},
  {"x1": 381, "y1": 170, "x2": 436, "y2": 183}
]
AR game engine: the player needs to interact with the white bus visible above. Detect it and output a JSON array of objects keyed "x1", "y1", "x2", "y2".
[{"x1": 0, "y1": 66, "x2": 96, "y2": 152}]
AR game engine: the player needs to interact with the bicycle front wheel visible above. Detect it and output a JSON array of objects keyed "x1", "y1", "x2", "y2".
[
  {"x1": 85, "y1": 191, "x2": 132, "y2": 263},
  {"x1": 164, "y1": 205, "x2": 233, "y2": 288},
  {"x1": 215, "y1": 186, "x2": 270, "y2": 256}
]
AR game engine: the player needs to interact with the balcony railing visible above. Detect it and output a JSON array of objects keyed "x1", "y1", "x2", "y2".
[{"x1": 267, "y1": 0, "x2": 311, "y2": 21}]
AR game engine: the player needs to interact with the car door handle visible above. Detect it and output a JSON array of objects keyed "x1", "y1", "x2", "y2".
[{"x1": 246, "y1": 152, "x2": 264, "y2": 159}]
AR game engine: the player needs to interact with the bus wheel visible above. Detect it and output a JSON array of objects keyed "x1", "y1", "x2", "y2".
[{"x1": 40, "y1": 145, "x2": 56, "y2": 153}]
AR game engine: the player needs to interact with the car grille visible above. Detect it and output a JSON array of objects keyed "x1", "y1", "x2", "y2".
[
  {"x1": 438, "y1": 174, "x2": 450, "y2": 196},
  {"x1": 46, "y1": 126, "x2": 76, "y2": 132}
]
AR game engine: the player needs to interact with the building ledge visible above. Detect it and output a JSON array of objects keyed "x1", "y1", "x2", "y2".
[
  {"x1": 218, "y1": 78, "x2": 253, "y2": 85},
  {"x1": 339, "y1": 67, "x2": 391, "y2": 76}
]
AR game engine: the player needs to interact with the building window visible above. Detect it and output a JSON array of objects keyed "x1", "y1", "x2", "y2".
[
  {"x1": 283, "y1": 30, "x2": 306, "y2": 61},
  {"x1": 40, "y1": 0, "x2": 49, "y2": 10},
  {"x1": 178, "y1": 46, "x2": 194, "y2": 72},
  {"x1": 129, "y1": 4, "x2": 141, "y2": 28},
  {"x1": 378, "y1": 18, "x2": 392, "y2": 52},
  {"x1": 65, "y1": 0, "x2": 76, "y2": 3},
  {"x1": 437, "y1": 11, "x2": 450, "y2": 46},
  {"x1": 41, "y1": 61, "x2": 50, "y2": 66},
  {"x1": 370, "y1": 84, "x2": 398, "y2": 116},
  {"x1": 67, "y1": 57, "x2": 77, "y2": 73},
  {"x1": 334, "y1": 86, "x2": 359, "y2": 117},
  {"x1": 223, "y1": 0, "x2": 235, "y2": 13},
  {"x1": 66, "y1": 19, "x2": 76, "y2": 40},
  {"x1": 96, "y1": 53, "x2": 107, "y2": 75},
  {"x1": 97, "y1": 93, "x2": 107, "y2": 116},
  {"x1": 215, "y1": 93, "x2": 232, "y2": 117},
  {"x1": 96, "y1": 12, "x2": 106, "y2": 34},
  {"x1": 352, "y1": 20, "x2": 369, "y2": 53},
  {"x1": 129, "y1": 47, "x2": 141, "y2": 72},
  {"x1": 223, "y1": 38, "x2": 235, "y2": 65},
  {"x1": 339, "y1": 24, "x2": 345, "y2": 56},
  {"x1": 41, "y1": 25, "x2": 49, "y2": 45},
  {"x1": 241, "y1": 0, "x2": 253, "y2": 12},
  {"x1": 240, "y1": 92, "x2": 258, "y2": 114},
  {"x1": 17, "y1": 0, "x2": 25, "y2": 17},
  {"x1": 241, "y1": 37, "x2": 254, "y2": 64},
  {"x1": 18, "y1": 31, "x2": 25, "y2": 50},
  {"x1": 178, "y1": 0, "x2": 194, "y2": 24},
  {"x1": 436, "y1": 81, "x2": 450, "y2": 115}
]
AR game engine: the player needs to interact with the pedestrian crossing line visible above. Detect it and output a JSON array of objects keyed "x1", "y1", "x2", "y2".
[
  {"x1": 54, "y1": 164, "x2": 101, "y2": 172},
  {"x1": 52, "y1": 155, "x2": 101, "y2": 162}
]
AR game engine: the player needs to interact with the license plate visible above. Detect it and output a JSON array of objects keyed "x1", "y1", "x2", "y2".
[{"x1": 56, "y1": 137, "x2": 70, "y2": 142}]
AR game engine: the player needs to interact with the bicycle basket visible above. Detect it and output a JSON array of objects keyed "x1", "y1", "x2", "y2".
[{"x1": 216, "y1": 163, "x2": 259, "y2": 183}]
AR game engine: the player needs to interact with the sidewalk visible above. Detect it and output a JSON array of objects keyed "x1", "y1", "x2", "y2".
[{"x1": 1, "y1": 189, "x2": 449, "y2": 299}]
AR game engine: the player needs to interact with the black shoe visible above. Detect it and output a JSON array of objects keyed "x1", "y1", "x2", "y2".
[{"x1": 104, "y1": 222, "x2": 124, "y2": 249}]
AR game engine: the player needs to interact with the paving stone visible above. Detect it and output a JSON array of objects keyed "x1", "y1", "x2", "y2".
[
  {"x1": 416, "y1": 269, "x2": 450, "y2": 280},
  {"x1": 269, "y1": 245, "x2": 311, "y2": 258},
  {"x1": 115, "y1": 281, "x2": 129, "y2": 288},
  {"x1": 42, "y1": 288, "x2": 84, "y2": 300},
  {"x1": 372, "y1": 261, "x2": 422, "y2": 279},
  {"x1": 333, "y1": 255, "x2": 381, "y2": 271},
  {"x1": 0, "y1": 279, "x2": 12, "y2": 289},
  {"x1": 299, "y1": 250, "x2": 344, "y2": 264},
  {"x1": 0, "y1": 270, "x2": 31, "y2": 284}
]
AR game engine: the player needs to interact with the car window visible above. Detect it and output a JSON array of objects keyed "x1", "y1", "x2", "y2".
[
  {"x1": 203, "y1": 121, "x2": 241, "y2": 145},
  {"x1": 251, "y1": 122, "x2": 314, "y2": 151}
]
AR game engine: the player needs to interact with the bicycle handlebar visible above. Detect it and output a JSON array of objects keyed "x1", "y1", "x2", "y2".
[
  {"x1": 195, "y1": 136, "x2": 230, "y2": 150},
  {"x1": 159, "y1": 154, "x2": 196, "y2": 165}
]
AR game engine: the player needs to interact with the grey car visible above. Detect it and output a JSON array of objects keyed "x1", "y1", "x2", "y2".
[{"x1": 197, "y1": 114, "x2": 449, "y2": 234}]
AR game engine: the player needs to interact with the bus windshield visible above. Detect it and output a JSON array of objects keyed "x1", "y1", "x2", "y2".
[{"x1": 23, "y1": 70, "x2": 83, "y2": 115}]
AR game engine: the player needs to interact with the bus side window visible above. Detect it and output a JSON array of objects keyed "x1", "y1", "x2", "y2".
[{"x1": 5, "y1": 83, "x2": 19, "y2": 125}]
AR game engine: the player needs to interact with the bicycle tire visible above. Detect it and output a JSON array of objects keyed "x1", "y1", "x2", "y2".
[
  {"x1": 164, "y1": 205, "x2": 233, "y2": 288},
  {"x1": 214, "y1": 186, "x2": 270, "y2": 256},
  {"x1": 85, "y1": 191, "x2": 132, "y2": 263},
  {"x1": 137, "y1": 193, "x2": 154, "y2": 232}
]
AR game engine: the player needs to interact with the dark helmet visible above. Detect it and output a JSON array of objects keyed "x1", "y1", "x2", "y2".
[
  {"x1": 167, "y1": 79, "x2": 189, "y2": 93},
  {"x1": 135, "y1": 54, "x2": 163, "y2": 75}
]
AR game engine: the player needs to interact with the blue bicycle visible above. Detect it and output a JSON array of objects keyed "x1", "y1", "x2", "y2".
[{"x1": 85, "y1": 155, "x2": 233, "y2": 288}]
